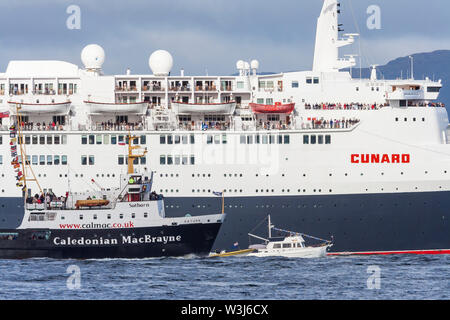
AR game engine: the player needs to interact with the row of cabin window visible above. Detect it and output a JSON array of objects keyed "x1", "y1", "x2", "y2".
[
  {"x1": 20, "y1": 135, "x2": 67, "y2": 145},
  {"x1": 395, "y1": 117, "x2": 425, "y2": 122},
  {"x1": 82, "y1": 134, "x2": 146, "y2": 145},
  {"x1": 160, "y1": 134, "x2": 195, "y2": 144},
  {"x1": 72, "y1": 212, "x2": 150, "y2": 221},
  {"x1": 292, "y1": 77, "x2": 319, "y2": 88},
  {"x1": 273, "y1": 243, "x2": 303, "y2": 249},
  {"x1": 18, "y1": 155, "x2": 68, "y2": 166},
  {"x1": 303, "y1": 135, "x2": 331, "y2": 145},
  {"x1": 207, "y1": 134, "x2": 227, "y2": 144},
  {"x1": 118, "y1": 156, "x2": 146, "y2": 165},
  {"x1": 160, "y1": 155, "x2": 195, "y2": 165},
  {"x1": 81, "y1": 155, "x2": 96, "y2": 166},
  {"x1": 240, "y1": 134, "x2": 290, "y2": 144}
]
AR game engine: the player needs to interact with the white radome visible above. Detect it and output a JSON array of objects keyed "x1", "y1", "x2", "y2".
[
  {"x1": 81, "y1": 44, "x2": 105, "y2": 70},
  {"x1": 236, "y1": 60, "x2": 245, "y2": 70},
  {"x1": 251, "y1": 59, "x2": 260, "y2": 70},
  {"x1": 149, "y1": 50, "x2": 173, "y2": 76}
]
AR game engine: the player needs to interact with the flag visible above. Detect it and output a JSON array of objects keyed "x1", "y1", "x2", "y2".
[{"x1": 212, "y1": 191, "x2": 223, "y2": 197}]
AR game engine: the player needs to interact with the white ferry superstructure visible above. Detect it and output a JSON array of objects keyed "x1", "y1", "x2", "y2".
[{"x1": 0, "y1": 0, "x2": 449, "y2": 254}]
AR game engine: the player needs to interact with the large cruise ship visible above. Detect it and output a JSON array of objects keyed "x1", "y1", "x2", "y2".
[{"x1": 0, "y1": 0, "x2": 449, "y2": 255}]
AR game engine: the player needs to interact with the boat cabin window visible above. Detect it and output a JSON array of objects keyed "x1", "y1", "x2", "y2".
[
  {"x1": 0, "y1": 233, "x2": 18, "y2": 240},
  {"x1": 296, "y1": 243, "x2": 303, "y2": 248},
  {"x1": 303, "y1": 135, "x2": 309, "y2": 144},
  {"x1": 292, "y1": 81, "x2": 299, "y2": 88},
  {"x1": 204, "y1": 115, "x2": 225, "y2": 122},
  {"x1": 284, "y1": 135, "x2": 290, "y2": 144},
  {"x1": 128, "y1": 176, "x2": 143, "y2": 184},
  {"x1": 30, "y1": 231, "x2": 51, "y2": 240},
  {"x1": 427, "y1": 86, "x2": 440, "y2": 92},
  {"x1": 267, "y1": 114, "x2": 280, "y2": 121},
  {"x1": 318, "y1": 135, "x2": 324, "y2": 144},
  {"x1": 282, "y1": 243, "x2": 292, "y2": 248},
  {"x1": 273, "y1": 243, "x2": 281, "y2": 249},
  {"x1": 53, "y1": 115, "x2": 66, "y2": 126},
  {"x1": 116, "y1": 115, "x2": 128, "y2": 124}
]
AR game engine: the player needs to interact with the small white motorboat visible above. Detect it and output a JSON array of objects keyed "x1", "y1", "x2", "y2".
[{"x1": 247, "y1": 215, "x2": 333, "y2": 258}]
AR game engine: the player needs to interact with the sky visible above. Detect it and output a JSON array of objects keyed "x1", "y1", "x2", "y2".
[{"x1": 0, "y1": 0, "x2": 449, "y2": 76}]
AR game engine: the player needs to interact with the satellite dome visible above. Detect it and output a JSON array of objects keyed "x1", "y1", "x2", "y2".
[
  {"x1": 236, "y1": 60, "x2": 245, "y2": 70},
  {"x1": 81, "y1": 44, "x2": 105, "y2": 70},
  {"x1": 149, "y1": 50, "x2": 173, "y2": 76},
  {"x1": 251, "y1": 60, "x2": 260, "y2": 70}
]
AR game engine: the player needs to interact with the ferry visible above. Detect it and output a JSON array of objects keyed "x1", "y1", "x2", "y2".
[
  {"x1": 0, "y1": 120, "x2": 225, "y2": 259},
  {"x1": 0, "y1": 0, "x2": 449, "y2": 256}
]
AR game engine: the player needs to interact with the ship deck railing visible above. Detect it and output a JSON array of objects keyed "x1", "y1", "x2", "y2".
[
  {"x1": 304, "y1": 103, "x2": 385, "y2": 110},
  {"x1": 15, "y1": 124, "x2": 69, "y2": 132},
  {"x1": 89, "y1": 123, "x2": 146, "y2": 131}
]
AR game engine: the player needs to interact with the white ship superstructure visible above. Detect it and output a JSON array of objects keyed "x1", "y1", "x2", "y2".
[{"x1": 0, "y1": 0, "x2": 449, "y2": 254}]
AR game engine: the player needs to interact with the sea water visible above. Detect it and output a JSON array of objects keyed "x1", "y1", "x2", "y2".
[{"x1": 0, "y1": 255, "x2": 448, "y2": 300}]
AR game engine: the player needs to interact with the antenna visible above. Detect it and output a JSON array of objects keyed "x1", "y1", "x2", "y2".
[{"x1": 409, "y1": 55, "x2": 414, "y2": 80}]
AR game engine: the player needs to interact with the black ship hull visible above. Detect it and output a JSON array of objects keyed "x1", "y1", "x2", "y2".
[
  {"x1": 1, "y1": 190, "x2": 449, "y2": 256},
  {"x1": 163, "y1": 191, "x2": 450, "y2": 254},
  {"x1": 0, "y1": 223, "x2": 222, "y2": 259}
]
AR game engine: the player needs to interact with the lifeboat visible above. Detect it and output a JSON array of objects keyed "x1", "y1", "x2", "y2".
[
  {"x1": 75, "y1": 199, "x2": 110, "y2": 209},
  {"x1": 84, "y1": 101, "x2": 148, "y2": 115},
  {"x1": 249, "y1": 102, "x2": 295, "y2": 114},
  {"x1": 8, "y1": 101, "x2": 71, "y2": 115},
  {"x1": 172, "y1": 101, "x2": 236, "y2": 115}
]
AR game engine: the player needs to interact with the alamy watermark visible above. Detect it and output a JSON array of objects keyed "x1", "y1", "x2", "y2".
[
  {"x1": 66, "y1": 5, "x2": 81, "y2": 30},
  {"x1": 66, "y1": 265, "x2": 81, "y2": 290},
  {"x1": 367, "y1": 265, "x2": 381, "y2": 290},
  {"x1": 366, "y1": 5, "x2": 381, "y2": 30}
]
